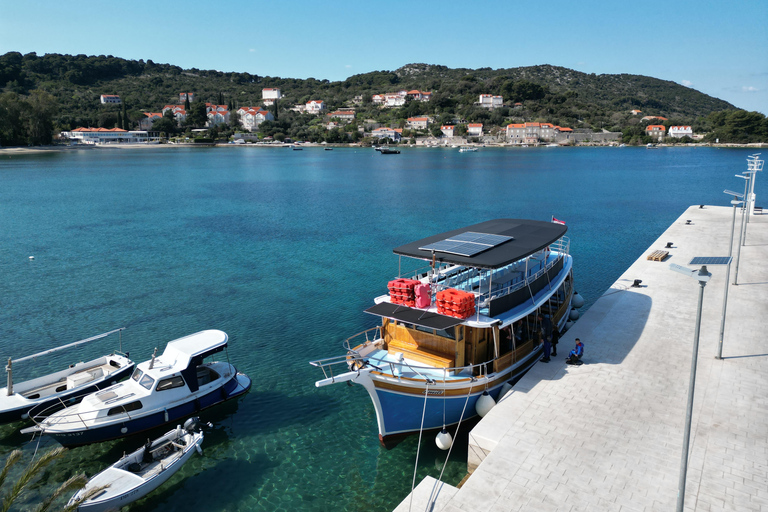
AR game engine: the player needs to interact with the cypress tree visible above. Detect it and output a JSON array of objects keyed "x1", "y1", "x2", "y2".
[
  {"x1": 116, "y1": 111, "x2": 122, "y2": 129},
  {"x1": 122, "y1": 102, "x2": 128, "y2": 130},
  {"x1": 184, "y1": 95, "x2": 190, "y2": 111}
]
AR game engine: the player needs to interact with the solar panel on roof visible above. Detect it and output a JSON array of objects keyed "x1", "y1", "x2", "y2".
[
  {"x1": 419, "y1": 231, "x2": 514, "y2": 257},
  {"x1": 690, "y1": 256, "x2": 732, "y2": 265}
]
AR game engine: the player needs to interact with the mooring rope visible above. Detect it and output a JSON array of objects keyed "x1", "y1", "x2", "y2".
[
  {"x1": 426, "y1": 383, "x2": 474, "y2": 510},
  {"x1": 409, "y1": 381, "x2": 430, "y2": 512}
]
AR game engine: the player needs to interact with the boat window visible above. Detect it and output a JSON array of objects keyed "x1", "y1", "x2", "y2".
[
  {"x1": 138, "y1": 374, "x2": 155, "y2": 390},
  {"x1": 131, "y1": 368, "x2": 143, "y2": 382},
  {"x1": 406, "y1": 322, "x2": 456, "y2": 340},
  {"x1": 156, "y1": 375, "x2": 185, "y2": 392},
  {"x1": 107, "y1": 400, "x2": 143, "y2": 416}
]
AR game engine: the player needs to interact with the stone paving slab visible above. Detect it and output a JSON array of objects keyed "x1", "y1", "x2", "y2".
[{"x1": 395, "y1": 205, "x2": 768, "y2": 511}]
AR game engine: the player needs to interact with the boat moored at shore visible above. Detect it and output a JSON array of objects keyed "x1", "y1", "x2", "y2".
[
  {"x1": 0, "y1": 328, "x2": 134, "y2": 424},
  {"x1": 22, "y1": 330, "x2": 251, "y2": 447},
  {"x1": 310, "y1": 219, "x2": 576, "y2": 446}
]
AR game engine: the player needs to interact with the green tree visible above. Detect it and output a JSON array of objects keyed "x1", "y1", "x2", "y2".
[
  {"x1": 121, "y1": 102, "x2": 128, "y2": 130},
  {"x1": 116, "y1": 111, "x2": 122, "y2": 129},
  {"x1": 24, "y1": 90, "x2": 57, "y2": 145},
  {"x1": 0, "y1": 92, "x2": 28, "y2": 146},
  {"x1": 185, "y1": 101, "x2": 208, "y2": 128},
  {"x1": 184, "y1": 95, "x2": 190, "y2": 111}
]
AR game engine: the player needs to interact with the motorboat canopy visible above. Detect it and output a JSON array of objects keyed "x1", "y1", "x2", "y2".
[{"x1": 393, "y1": 219, "x2": 567, "y2": 270}]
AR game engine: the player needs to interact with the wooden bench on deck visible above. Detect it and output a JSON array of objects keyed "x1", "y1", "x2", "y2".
[
  {"x1": 647, "y1": 250, "x2": 669, "y2": 262},
  {"x1": 387, "y1": 339, "x2": 454, "y2": 368}
]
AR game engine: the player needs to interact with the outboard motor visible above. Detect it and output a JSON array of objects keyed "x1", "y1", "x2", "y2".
[{"x1": 183, "y1": 417, "x2": 201, "y2": 433}]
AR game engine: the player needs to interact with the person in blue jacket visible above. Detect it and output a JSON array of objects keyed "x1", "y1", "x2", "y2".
[{"x1": 566, "y1": 338, "x2": 584, "y2": 365}]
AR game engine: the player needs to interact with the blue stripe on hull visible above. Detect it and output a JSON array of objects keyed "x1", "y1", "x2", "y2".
[
  {"x1": 376, "y1": 384, "x2": 503, "y2": 436},
  {"x1": 49, "y1": 375, "x2": 249, "y2": 447}
]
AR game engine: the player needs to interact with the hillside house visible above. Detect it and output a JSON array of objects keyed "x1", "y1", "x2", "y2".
[
  {"x1": 506, "y1": 123, "x2": 525, "y2": 142},
  {"x1": 100, "y1": 95, "x2": 121, "y2": 104},
  {"x1": 238, "y1": 107, "x2": 274, "y2": 131},
  {"x1": 467, "y1": 123, "x2": 483, "y2": 136},
  {"x1": 327, "y1": 110, "x2": 355, "y2": 123},
  {"x1": 478, "y1": 95, "x2": 503, "y2": 109},
  {"x1": 180, "y1": 92, "x2": 195, "y2": 103},
  {"x1": 371, "y1": 127, "x2": 402, "y2": 141},
  {"x1": 441, "y1": 125, "x2": 455, "y2": 137},
  {"x1": 139, "y1": 113, "x2": 163, "y2": 130},
  {"x1": 642, "y1": 116, "x2": 668, "y2": 122},
  {"x1": 406, "y1": 90, "x2": 432, "y2": 101},
  {"x1": 206, "y1": 110, "x2": 230, "y2": 126},
  {"x1": 161, "y1": 105, "x2": 187, "y2": 125},
  {"x1": 406, "y1": 117, "x2": 429, "y2": 130},
  {"x1": 262, "y1": 88, "x2": 281, "y2": 106},
  {"x1": 630, "y1": 109, "x2": 642, "y2": 115},
  {"x1": 306, "y1": 100, "x2": 326, "y2": 114},
  {"x1": 645, "y1": 125, "x2": 666, "y2": 141},
  {"x1": 668, "y1": 126, "x2": 693, "y2": 138}
]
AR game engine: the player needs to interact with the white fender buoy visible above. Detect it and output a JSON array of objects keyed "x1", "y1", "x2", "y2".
[
  {"x1": 498, "y1": 382, "x2": 513, "y2": 401},
  {"x1": 571, "y1": 293, "x2": 585, "y2": 309},
  {"x1": 195, "y1": 444, "x2": 203, "y2": 456},
  {"x1": 569, "y1": 308, "x2": 580, "y2": 321},
  {"x1": 163, "y1": 408, "x2": 169, "y2": 422},
  {"x1": 28, "y1": 256, "x2": 34, "y2": 260},
  {"x1": 565, "y1": 320, "x2": 574, "y2": 330},
  {"x1": 120, "y1": 427, "x2": 128, "y2": 434},
  {"x1": 475, "y1": 391, "x2": 496, "y2": 417},
  {"x1": 435, "y1": 428, "x2": 453, "y2": 450},
  {"x1": 21, "y1": 413, "x2": 29, "y2": 420}
]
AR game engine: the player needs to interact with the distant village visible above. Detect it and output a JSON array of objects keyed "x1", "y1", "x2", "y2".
[{"x1": 60, "y1": 89, "x2": 697, "y2": 146}]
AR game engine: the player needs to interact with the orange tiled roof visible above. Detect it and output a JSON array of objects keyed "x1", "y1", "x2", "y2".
[
  {"x1": 408, "y1": 117, "x2": 429, "y2": 122},
  {"x1": 646, "y1": 125, "x2": 666, "y2": 130},
  {"x1": 468, "y1": 123, "x2": 483, "y2": 127},
  {"x1": 507, "y1": 124, "x2": 525, "y2": 128}
]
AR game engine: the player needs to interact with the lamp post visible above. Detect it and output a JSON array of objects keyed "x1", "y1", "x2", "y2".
[
  {"x1": 733, "y1": 174, "x2": 749, "y2": 284},
  {"x1": 745, "y1": 154, "x2": 763, "y2": 221},
  {"x1": 669, "y1": 263, "x2": 711, "y2": 512},
  {"x1": 717, "y1": 191, "x2": 743, "y2": 359}
]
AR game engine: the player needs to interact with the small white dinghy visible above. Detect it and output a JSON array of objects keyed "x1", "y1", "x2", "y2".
[{"x1": 68, "y1": 417, "x2": 207, "y2": 512}]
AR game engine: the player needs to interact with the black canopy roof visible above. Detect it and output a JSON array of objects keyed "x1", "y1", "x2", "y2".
[
  {"x1": 365, "y1": 302, "x2": 464, "y2": 330},
  {"x1": 393, "y1": 219, "x2": 567, "y2": 270}
]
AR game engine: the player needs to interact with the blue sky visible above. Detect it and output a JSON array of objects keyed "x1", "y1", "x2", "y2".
[{"x1": 1, "y1": 0, "x2": 766, "y2": 114}]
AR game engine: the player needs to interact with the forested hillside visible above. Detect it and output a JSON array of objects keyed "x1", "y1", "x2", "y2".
[{"x1": 1, "y1": 51, "x2": 766, "y2": 146}]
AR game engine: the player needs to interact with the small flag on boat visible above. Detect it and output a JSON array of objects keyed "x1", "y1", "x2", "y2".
[{"x1": 551, "y1": 216, "x2": 565, "y2": 225}]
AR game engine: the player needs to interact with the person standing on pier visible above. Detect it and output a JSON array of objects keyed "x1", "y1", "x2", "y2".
[
  {"x1": 551, "y1": 329, "x2": 560, "y2": 356},
  {"x1": 540, "y1": 331, "x2": 551, "y2": 362}
]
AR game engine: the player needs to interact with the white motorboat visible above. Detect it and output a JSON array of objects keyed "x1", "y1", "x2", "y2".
[
  {"x1": 22, "y1": 330, "x2": 251, "y2": 446},
  {"x1": 0, "y1": 328, "x2": 134, "y2": 424},
  {"x1": 458, "y1": 146, "x2": 477, "y2": 152},
  {"x1": 68, "y1": 417, "x2": 206, "y2": 512}
]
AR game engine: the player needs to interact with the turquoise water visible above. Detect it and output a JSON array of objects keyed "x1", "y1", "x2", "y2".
[{"x1": 0, "y1": 146, "x2": 762, "y2": 511}]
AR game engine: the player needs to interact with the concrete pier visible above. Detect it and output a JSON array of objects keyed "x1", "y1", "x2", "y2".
[{"x1": 395, "y1": 205, "x2": 768, "y2": 511}]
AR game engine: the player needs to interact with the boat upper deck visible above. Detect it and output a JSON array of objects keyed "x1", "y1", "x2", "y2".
[{"x1": 393, "y1": 219, "x2": 567, "y2": 270}]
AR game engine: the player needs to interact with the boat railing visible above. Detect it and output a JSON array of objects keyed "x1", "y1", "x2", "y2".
[
  {"x1": 28, "y1": 389, "x2": 139, "y2": 430},
  {"x1": 309, "y1": 327, "x2": 382, "y2": 383}
]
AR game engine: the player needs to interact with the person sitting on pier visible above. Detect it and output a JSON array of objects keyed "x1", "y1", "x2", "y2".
[{"x1": 566, "y1": 338, "x2": 584, "y2": 365}]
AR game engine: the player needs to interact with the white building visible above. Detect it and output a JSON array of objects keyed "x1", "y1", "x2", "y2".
[
  {"x1": 139, "y1": 113, "x2": 163, "y2": 130},
  {"x1": 467, "y1": 123, "x2": 483, "y2": 136},
  {"x1": 161, "y1": 105, "x2": 187, "y2": 125},
  {"x1": 206, "y1": 110, "x2": 230, "y2": 126},
  {"x1": 238, "y1": 107, "x2": 274, "y2": 131},
  {"x1": 327, "y1": 110, "x2": 355, "y2": 123},
  {"x1": 100, "y1": 95, "x2": 121, "y2": 104},
  {"x1": 306, "y1": 100, "x2": 326, "y2": 114},
  {"x1": 180, "y1": 92, "x2": 194, "y2": 103},
  {"x1": 406, "y1": 117, "x2": 429, "y2": 130},
  {"x1": 441, "y1": 125, "x2": 455, "y2": 137},
  {"x1": 60, "y1": 127, "x2": 155, "y2": 144},
  {"x1": 478, "y1": 95, "x2": 503, "y2": 109},
  {"x1": 371, "y1": 127, "x2": 402, "y2": 141},
  {"x1": 668, "y1": 126, "x2": 693, "y2": 138},
  {"x1": 262, "y1": 88, "x2": 281, "y2": 106}
]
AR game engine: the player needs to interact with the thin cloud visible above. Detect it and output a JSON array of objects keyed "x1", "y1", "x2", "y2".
[
  {"x1": 249, "y1": 49, "x2": 256, "y2": 53},
  {"x1": 742, "y1": 86, "x2": 758, "y2": 92},
  {"x1": 345, "y1": 64, "x2": 352, "y2": 68},
  {"x1": 681, "y1": 80, "x2": 693, "y2": 87}
]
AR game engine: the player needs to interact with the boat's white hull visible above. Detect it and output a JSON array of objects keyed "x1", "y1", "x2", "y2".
[{"x1": 69, "y1": 429, "x2": 203, "y2": 512}]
